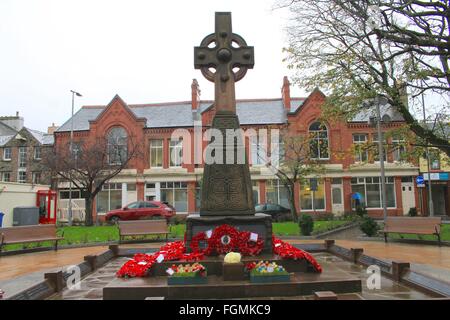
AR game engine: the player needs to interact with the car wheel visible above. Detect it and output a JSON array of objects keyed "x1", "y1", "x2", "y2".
[{"x1": 109, "y1": 216, "x2": 120, "y2": 224}]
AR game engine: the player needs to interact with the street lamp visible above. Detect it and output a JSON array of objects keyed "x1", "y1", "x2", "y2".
[
  {"x1": 369, "y1": 95, "x2": 389, "y2": 222},
  {"x1": 68, "y1": 90, "x2": 82, "y2": 226},
  {"x1": 421, "y1": 88, "x2": 434, "y2": 217}
]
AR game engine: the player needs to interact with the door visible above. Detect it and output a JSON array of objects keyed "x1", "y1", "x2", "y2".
[
  {"x1": 331, "y1": 185, "x2": 344, "y2": 215},
  {"x1": 432, "y1": 185, "x2": 446, "y2": 216},
  {"x1": 401, "y1": 180, "x2": 415, "y2": 215}
]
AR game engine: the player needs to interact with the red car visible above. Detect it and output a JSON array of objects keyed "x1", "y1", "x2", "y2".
[{"x1": 105, "y1": 201, "x2": 176, "y2": 223}]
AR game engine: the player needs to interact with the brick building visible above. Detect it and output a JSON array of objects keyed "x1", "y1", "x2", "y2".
[
  {"x1": 418, "y1": 125, "x2": 450, "y2": 216},
  {"x1": 0, "y1": 113, "x2": 54, "y2": 185},
  {"x1": 54, "y1": 77, "x2": 422, "y2": 221}
]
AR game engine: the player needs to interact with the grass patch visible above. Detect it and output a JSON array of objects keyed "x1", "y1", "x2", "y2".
[
  {"x1": 273, "y1": 220, "x2": 351, "y2": 236},
  {"x1": 1, "y1": 220, "x2": 352, "y2": 251}
]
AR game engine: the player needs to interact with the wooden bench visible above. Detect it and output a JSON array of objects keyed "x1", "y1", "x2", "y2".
[
  {"x1": 118, "y1": 220, "x2": 169, "y2": 243},
  {"x1": 383, "y1": 217, "x2": 442, "y2": 245},
  {"x1": 0, "y1": 224, "x2": 64, "y2": 252}
]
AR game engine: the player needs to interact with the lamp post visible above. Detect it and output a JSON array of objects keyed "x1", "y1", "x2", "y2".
[
  {"x1": 371, "y1": 96, "x2": 389, "y2": 222},
  {"x1": 68, "y1": 90, "x2": 82, "y2": 226},
  {"x1": 422, "y1": 92, "x2": 434, "y2": 216}
]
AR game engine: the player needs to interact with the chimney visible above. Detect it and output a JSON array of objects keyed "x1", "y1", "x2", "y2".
[
  {"x1": 0, "y1": 111, "x2": 24, "y2": 131},
  {"x1": 191, "y1": 79, "x2": 201, "y2": 111},
  {"x1": 281, "y1": 76, "x2": 291, "y2": 111},
  {"x1": 47, "y1": 123, "x2": 58, "y2": 134}
]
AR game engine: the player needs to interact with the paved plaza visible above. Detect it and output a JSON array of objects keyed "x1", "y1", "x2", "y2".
[{"x1": 1, "y1": 240, "x2": 450, "y2": 299}]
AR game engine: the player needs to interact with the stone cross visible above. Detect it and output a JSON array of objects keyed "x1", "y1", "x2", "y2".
[{"x1": 194, "y1": 12, "x2": 254, "y2": 113}]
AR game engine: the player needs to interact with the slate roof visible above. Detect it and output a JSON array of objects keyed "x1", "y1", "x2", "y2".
[
  {"x1": 0, "y1": 121, "x2": 17, "y2": 136},
  {"x1": 26, "y1": 128, "x2": 54, "y2": 145},
  {"x1": 56, "y1": 98, "x2": 295, "y2": 132},
  {"x1": 55, "y1": 95, "x2": 406, "y2": 133},
  {"x1": 351, "y1": 103, "x2": 405, "y2": 122},
  {"x1": 0, "y1": 135, "x2": 14, "y2": 146},
  {"x1": 0, "y1": 128, "x2": 54, "y2": 146}
]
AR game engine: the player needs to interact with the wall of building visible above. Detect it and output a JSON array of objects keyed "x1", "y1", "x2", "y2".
[
  {"x1": 53, "y1": 86, "x2": 422, "y2": 220},
  {"x1": 0, "y1": 182, "x2": 50, "y2": 227},
  {"x1": 0, "y1": 128, "x2": 52, "y2": 185}
]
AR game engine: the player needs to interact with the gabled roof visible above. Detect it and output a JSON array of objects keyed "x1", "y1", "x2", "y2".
[
  {"x1": 25, "y1": 127, "x2": 54, "y2": 145},
  {"x1": 0, "y1": 135, "x2": 14, "y2": 146},
  {"x1": 0, "y1": 127, "x2": 54, "y2": 146},
  {"x1": 350, "y1": 103, "x2": 405, "y2": 123},
  {"x1": 55, "y1": 92, "x2": 407, "y2": 133},
  {"x1": 0, "y1": 121, "x2": 18, "y2": 136},
  {"x1": 56, "y1": 98, "x2": 294, "y2": 132}
]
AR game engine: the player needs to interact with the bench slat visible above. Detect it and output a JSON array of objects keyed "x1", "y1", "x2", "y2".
[
  {"x1": 5, "y1": 237, "x2": 64, "y2": 245},
  {"x1": 120, "y1": 232, "x2": 168, "y2": 236},
  {"x1": 118, "y1": 220, "x2": 169, "y2": 240},
  {"x1": 0, "y1": 225, "x2": 59, "y2": 243},
  {"x1": 383, "y1": 217, "x2": 442, "y2": 244}
]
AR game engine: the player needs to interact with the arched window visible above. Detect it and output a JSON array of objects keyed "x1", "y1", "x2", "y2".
[
  {"x1": 107, "y1": 127, "x2": 128, "y2": 165},
  {"x1": 309, "y1": 121, "x2": 329, "y2": 159}
]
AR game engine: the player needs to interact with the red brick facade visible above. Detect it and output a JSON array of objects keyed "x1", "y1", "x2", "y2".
[{"x1": 54, "y1": 78, "x2": 420, "y2": 220}]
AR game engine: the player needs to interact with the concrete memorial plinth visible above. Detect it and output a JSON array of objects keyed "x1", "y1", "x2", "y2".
[{"x1": 187, "y1": 12, "x2": 273, "y2": 252}]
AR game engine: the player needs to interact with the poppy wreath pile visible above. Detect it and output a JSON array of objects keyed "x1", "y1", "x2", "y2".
[
  {"x1": 272, "y1": 235, "x2": 322, "y2": 272},
  {"x1": 190, "y1": 224, "x2": 264, "y2": 256},
  {"x1": 116, "y1": 224, "x2": 322, "y2": 278},
  {"x1": 116, "y1": 241, "x2": 204, "y2": 278}
]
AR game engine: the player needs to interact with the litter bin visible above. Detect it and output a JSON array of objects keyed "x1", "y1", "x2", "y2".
[{"x1": 0, "y1": 212, "x2": 4, "y2": 227}]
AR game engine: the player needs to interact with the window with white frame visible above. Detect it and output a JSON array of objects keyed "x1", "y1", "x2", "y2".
[
  {"x1": 18, "y1": 147, "x2": 27, "y2": 167},
  {"x1": 430, "y1": 150, "x2": 441, "y2": 170},
  {"x1": 18, "y1": 170, "x2": 27, "y2": 183},
  {"x1": 250, "y1": 134, "x2": 267, "y2": 165},
  {"x1": 353, "y1": 134, "x2": 368, "y2": 162},
  {"x1": 32, "y1": 172, "x2": 41, "y2": 184},
  {"x1": 3, "y1": 147, "x2": 11, "y2": 160},
  {"x1": 265, "y1": 179, "x2": 289, "y2": 208},
  {"x1": 392, "y1": 135, "x2": 406, "y2": 162},
  {"x1": 300, "y1": 178, "x2": 325, "y2": 211},
  {"x1": 169, "y1": 139, "x2": 183, "y2": 167},
  {"x1": 107, "y1": 127, "x2": 128, "y2": 165},
  {"x1": 269, "y1": 134, "x2": 285, "y2": 167},
  {"x1": 150, "y1": 139, "x2": 163, "y2": 168},
  {"x1": 34, "y1": 146, "x2": 41, "y2": 160},
  {"x1": 1, "y1": 172, "x2": 11, "y2": 182},
  {"x1": 309, "y1": 122, "x2": 329, "y2": 159},
  {"x1": 351, "y1": 177, "x2": 396, "y2": 208},
  {"x1": 60, "y1": 189, "x2": 87, "y2": 199},
  {"x1": 96, "y1": 183, "x2": 123, "y2": 213},
  {"x1": 160, "y1": 181, "x2": 187, "y2": 212},
  {"x1": 372, "y1": 133, "x2": 387, "y2": 162}
]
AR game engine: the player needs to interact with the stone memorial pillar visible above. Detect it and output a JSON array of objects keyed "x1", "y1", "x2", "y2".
[{"x1": 185, "y1": 12, "x2": 272, "y2": 253}]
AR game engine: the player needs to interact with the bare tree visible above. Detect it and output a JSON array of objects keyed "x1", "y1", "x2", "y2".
[
  {"x1": 43, "y1": 133, "x2": 143, "y2": 226},
  {"x1": 278, "y1": 0, "x2": 450, "y2": 156},
  {"x1": 263, "y1": 130, "x2": 324, "y2": 222}
]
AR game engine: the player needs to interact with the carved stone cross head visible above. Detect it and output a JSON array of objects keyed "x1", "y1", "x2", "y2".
[{"x1": 194, "y1": 12, "x2": 254, "y2": 83}]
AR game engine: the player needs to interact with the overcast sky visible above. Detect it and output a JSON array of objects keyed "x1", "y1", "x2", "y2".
[{"x1": 0, "y1": 0, "x2": 303, "y2": 132}]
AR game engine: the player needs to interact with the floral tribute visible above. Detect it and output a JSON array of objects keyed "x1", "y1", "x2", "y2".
[
  {"x1": 116, "y1": 224, "x2": 322, "y2": 278},
  {"x1": 272, "y1": 235, "x2": 323, "y2": 272},
  {"x1": 166, "y1": 263, "x2": 207, "y2": 278},
  {"x1": 245, "y1": 261, "x2": 288, "y2": 276},
  {"x1": 190, "y1": 224, "x2": 264, "y2": 256},
  {"x1": 116, "y1": 241, "x2": 203, "y2": 278}
]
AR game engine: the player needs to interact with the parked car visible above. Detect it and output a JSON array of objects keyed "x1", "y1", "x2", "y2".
[
  {"x1": 105, "y1": 201, "x2": 176, "y2": 223},
  {"x1": 255, "y1": 203, "x2": 291, "y2": 222}
]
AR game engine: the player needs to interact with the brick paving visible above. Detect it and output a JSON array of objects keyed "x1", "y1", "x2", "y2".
[{"x1": 1, "y1": 240, "x2": 450, "y2": 299}]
